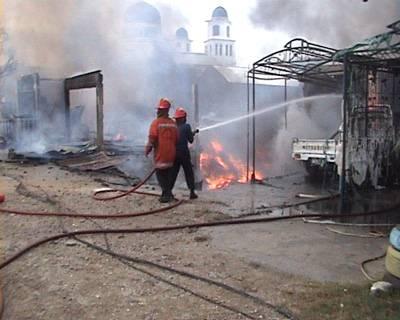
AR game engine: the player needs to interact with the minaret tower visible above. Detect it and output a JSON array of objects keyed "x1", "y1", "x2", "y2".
[{"x1": 204, "y1": 6, "x2": 236, "y2": 66}]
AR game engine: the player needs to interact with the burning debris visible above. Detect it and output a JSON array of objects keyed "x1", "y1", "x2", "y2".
[{"x1": 200, "y1": 139, "x2": 263, "y2": 189}]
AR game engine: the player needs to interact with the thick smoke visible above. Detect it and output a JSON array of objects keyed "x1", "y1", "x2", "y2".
[
  {"x1": 250, "y1": 0, "x2": 400, "y2": 48},
  {"x1": 3, "y1": 0, "x2": 187, "y2": 75},
  {"x1": 3, "y1": 0, "x2": 188, "y2": 150},
  {"x1": 269, "y1": 96, "x2": 342, "y2": 176}
]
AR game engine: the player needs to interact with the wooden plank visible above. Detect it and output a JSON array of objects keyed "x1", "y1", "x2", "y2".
[
  {"x1": 96, "y1": 79, "x2": 104, "y2": 149},
  {"x1": 64, "y1": 71, "x2": 102, "y2": 90},
  {"x1": 64, "y1": 87, "x2": 71, "y2": 141}
]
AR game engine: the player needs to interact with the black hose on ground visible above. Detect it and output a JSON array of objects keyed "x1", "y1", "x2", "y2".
[
  {"x1": 1, "y1": 201, "x2": 400, "y2": 270},
  {"x1": 76, "y1": 237, "x2": 297, "y2": 320}
]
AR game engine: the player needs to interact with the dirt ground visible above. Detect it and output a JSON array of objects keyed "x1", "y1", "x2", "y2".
[{"x1": 0, "y1": 161, "x2": 396, "y2": 319}]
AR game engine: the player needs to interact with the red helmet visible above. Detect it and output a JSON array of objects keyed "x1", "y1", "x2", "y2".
[
  {"x1": 174, "y1": 107, "x2": 187, "y2": 119},
  {"x1": 158, "y1": 98, "x2": 171, "y2": 109}
]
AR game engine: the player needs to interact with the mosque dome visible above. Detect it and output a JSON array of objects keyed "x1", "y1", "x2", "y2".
[
  {"x1": 212, "y1": 6, "x2": 228, "y2": 18},
  {"x1": 125, "y1": 1, "x2": 161, "y2": 25},
  {"x1": 176, "y1": 27, "x2": 189, "y2": 40}
]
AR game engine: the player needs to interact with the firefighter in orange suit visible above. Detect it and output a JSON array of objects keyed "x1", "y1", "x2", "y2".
[
  {"x1": 170, "y1": 107, "x2": 198, "y2": 199},
  {"x1": 145, "y1": 98, "x2": 179, "y2": 203}
]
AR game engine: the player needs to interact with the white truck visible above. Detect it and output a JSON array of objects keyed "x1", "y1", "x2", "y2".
[{"x1": 291, "y1": 129, "x2": 342, "y2": 177}]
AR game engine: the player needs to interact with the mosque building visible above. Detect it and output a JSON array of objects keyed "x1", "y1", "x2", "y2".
[
  {"x1": 122, "y1": 2, "x2": 237, "y2": 67},
  {"x1": 174, "y1": 6, "x2": 236, "y2": 67}
]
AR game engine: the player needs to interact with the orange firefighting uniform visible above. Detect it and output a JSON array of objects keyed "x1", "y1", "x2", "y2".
[{"x1": 146, "y1": 116, "x2": 178, "y2": 169}]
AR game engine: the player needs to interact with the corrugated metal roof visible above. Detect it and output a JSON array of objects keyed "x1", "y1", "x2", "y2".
[
  {"x1": 334, "y1": 20, "x2": 400, "y2": 64},
  {"x1": 213, "y1": 66, "x2": 248, "y2": 84}
]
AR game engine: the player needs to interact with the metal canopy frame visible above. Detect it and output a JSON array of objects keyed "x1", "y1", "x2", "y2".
[
  {"x1": 246, "y1": 38, "x2": 343, "y2": 182},
  {"x1": 246, "y1": 20, "x2": 400, "y2": 189},
  {"x1": 249, "y1": 38, "x2": 342, "y2": 87}
]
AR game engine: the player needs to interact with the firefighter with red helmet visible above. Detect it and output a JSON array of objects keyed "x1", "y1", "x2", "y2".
[
  {"x1": 145, "y1": 98, "x2": 178, "y2": 203},
  {"x1": 170, "y1": 107, "x2": 198, "y2": 199}
]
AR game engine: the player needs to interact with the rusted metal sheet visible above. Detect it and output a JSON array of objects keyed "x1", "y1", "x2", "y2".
[
  {"x1": 57, "y1": 152, "x2": 127, "y2": 171},
  {"x1": 347, "y1": 104, "x2": 394, "y2": 188}
]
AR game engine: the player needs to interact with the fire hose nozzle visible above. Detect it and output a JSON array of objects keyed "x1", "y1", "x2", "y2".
[{"x1": 193, "y1": 129, "x2": 200, "y2": 135}]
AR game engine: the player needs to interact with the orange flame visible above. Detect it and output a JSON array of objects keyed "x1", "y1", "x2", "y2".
[
  {"x1": 200, "y1": 139, "x2": 264, "y2": 189},
  {"x1": 210, "y1": 140, "x2": 223, "y2": 153}
]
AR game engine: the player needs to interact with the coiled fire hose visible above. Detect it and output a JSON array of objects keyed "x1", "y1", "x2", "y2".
[{"x1": 0, "y1": 168, "x2": 183, "y2": 218}]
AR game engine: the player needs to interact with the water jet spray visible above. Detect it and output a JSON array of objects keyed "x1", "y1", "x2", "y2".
[{"x1": 197, "y1": 94, "x2": 342, "y2": 133}]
